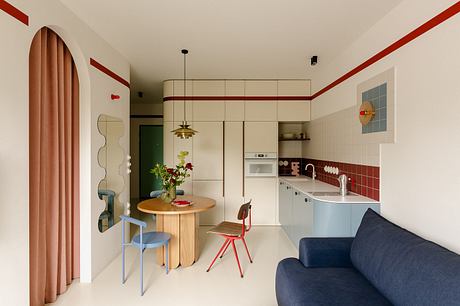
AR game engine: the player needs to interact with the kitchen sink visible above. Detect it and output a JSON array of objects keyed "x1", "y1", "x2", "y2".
[
  {"x1": 283, "y1": 177, "x2": 310, "y2": 182},
  {"x1": 310, "y1": 191, "x2": 359, "y2": 197}
]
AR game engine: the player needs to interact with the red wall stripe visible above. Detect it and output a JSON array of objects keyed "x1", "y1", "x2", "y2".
[
  {"x1": 311, "y1": 1, "x2": 460, "y2": 100},
  {"x1": 163, "y1": 2, "x2": 460, "y2": 103},
  {"x1": 90, "y1": 58, "x2": 130, "y2": 88},
  {"x1": 163, "y1": 96, "x2": 312, "y2": 101},
  {"x1": 0, "y1": 0, "x2": 29, "y2": 25}
]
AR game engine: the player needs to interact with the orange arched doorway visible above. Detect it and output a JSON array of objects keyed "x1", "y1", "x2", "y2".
[{"x1": 29, "y1": 27, "x2": 80, "y2": 306}]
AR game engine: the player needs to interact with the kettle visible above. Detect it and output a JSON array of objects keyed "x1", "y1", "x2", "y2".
[{"x1": 338, "y1": 174, "x2": 348, "y2": 196}]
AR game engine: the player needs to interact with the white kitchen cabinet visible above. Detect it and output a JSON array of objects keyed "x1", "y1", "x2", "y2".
[
  {"x1": 193, "y1": 80, "x2": 225, "y2": 96},
  {"x1": 163, "y1": 121, "x2": 174, "y2": 167},
  {"x1": 277, "y1": 80, "x2": 311, "y2": 96},
  {"x1": 245, "y1": 101, "x2": 277, "y2": 121},
  {"x1": 163, "y1": 80, "x2": 174, "y2": 97},
  {"x1": 173, "y1": 122, "x2": 193, "y2": 194},
  {"x1": 245, "y1": 80, "x2": 277, "y2": 96},
  {"x1": 193, "y1": 181, "x2": 224, "y2": 225},
  {"x1": 245, "y1": 177, "x2": 277, "y2": 225},
  {"x1": 225, "y1": 102, "x2": 245, "y2": 121},
  {"x1": 192, "y1": 122, "x2": 223, "y2": 180},
  {"x1": 277, "y1": 101, "x2": 311, "y2": 122},
  {"x1": 224, "y1": 122, "x2": 244, "y2": 222},
  {"x1": 192, "y1": 101, "x2": 225, "y2": 121},
  {"x1": 244, "y1": 122, "x2": 278, "y2": 153}
]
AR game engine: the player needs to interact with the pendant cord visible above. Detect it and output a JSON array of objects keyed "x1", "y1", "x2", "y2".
[{"x1": 183, "y1": 51, "x2": 187, "y2": 122}]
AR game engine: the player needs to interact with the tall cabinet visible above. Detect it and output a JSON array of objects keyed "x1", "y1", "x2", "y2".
[{"x1": 163, "y1": 79, "x2": 311, "y2": 225}]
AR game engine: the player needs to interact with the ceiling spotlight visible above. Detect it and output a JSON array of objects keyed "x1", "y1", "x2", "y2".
[{"x1": 310, "y1": 56, "x2": 318, "y2": 66}]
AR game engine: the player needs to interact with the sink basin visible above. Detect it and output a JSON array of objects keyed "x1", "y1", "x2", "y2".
[
  {"x1": 284, "y1": 177, "x2": 310, "y2": 182},
  {"x1": 311, "y1": 192, "x2": 358, "y2": 197}
]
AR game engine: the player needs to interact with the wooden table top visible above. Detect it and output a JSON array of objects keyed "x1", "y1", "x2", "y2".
[{"x1": 137, "y1": 195, "x2": 216, "y2": 215}]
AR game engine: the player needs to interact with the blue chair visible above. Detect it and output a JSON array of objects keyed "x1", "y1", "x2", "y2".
[
  {"x1": 120, "y1": 215, "x2": 171, "y2": 296},
  {"x1": 150, "y1": 189, "x2": 185, "y2": 198}
]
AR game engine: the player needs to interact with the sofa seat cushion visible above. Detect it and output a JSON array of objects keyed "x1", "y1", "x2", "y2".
[{"x1": 276, "y1": 258, "x2": 392, "y2": 306}]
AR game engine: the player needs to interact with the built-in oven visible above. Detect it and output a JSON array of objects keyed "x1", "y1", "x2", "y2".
[{"x1": 244, "y1": 152, "x2": 278, "y2": 177}]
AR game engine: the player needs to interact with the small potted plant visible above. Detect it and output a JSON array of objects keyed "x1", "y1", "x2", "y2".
[{"x1": 150, "y1": 151, "x2": 193, "y2": 203}]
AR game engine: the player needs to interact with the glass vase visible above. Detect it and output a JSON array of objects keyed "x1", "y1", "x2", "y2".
[{"x1": 161, "y1": 186, "x2": 176, "y2": 203}]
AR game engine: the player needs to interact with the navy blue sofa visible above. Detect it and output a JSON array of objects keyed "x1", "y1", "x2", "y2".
[{"x1": 275, "y1": 209, "x2": 460, "y2": 306}]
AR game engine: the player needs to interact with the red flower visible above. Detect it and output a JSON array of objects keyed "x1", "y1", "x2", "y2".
[
  {"x1": 185, "y1": 162, "x2": 193, "y2": 170},
  {"x1": 170, "y1": 178, "x2": 176, "y2": 185},
  {"x1": 167, "y1": 168, "x2": 174, "y2": 174}
]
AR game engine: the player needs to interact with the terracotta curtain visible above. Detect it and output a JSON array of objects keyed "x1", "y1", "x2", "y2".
[{"x1": 29, "y1": 27, "x2": 80, "y2": 306}]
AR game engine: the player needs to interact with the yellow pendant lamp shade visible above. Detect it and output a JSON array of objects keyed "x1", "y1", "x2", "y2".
[
  {"x1": 172, "y1": 121, "x2": 197, "y2": 139},
  {"x1": 172, "y1": 49, "x2": 197, "y2": 139}
]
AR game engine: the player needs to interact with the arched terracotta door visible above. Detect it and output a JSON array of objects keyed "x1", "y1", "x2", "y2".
[{"x1": 29, "y1": 27, "x2": 80, "y2": 306}]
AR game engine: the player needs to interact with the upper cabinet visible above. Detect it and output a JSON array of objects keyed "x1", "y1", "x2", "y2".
[
  {"x1": 278, "y1": 80, "x2": 311, "y2": 122},
  {"x1": 244, "y1": 122, "x2": 278, "y2": 153},
  {"x1": 225, "y1": 80, "x2": 245, "y2": 121},
  {"x1": 163, "y1": 79, "x2": 312, "y2": 122}
]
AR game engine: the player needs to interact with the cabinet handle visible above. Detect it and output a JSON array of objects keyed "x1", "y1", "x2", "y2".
[{"x1": 295, "y1": 191, "x2": 298, "y2": 195}]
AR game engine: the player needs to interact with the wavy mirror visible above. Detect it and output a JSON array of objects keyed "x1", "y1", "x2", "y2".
[{"x1": 97, "y1": 114, "x2": 125, "y2": 232}]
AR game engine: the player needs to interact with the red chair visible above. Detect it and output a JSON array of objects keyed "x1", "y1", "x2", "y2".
[{"x1": 206, "y1": 201, "x2": 253, "y2": 278}]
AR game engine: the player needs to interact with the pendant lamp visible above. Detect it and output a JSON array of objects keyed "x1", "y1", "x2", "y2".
[{"x1": 172, "y1": 49, "x2": 197, "y2": 139}]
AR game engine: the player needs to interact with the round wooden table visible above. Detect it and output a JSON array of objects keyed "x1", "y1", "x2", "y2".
[{"x1": 137, "y1": 195, "x2": 215, "y2": 269}]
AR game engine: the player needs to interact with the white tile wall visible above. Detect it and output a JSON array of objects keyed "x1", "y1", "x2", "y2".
[{"x1": 303, "y1": 106, "x2": 380, "y2": 166}]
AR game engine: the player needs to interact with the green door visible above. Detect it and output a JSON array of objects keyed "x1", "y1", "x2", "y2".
[{"x1": 139, "y1": 125, "x2": 163, "y2": 199}]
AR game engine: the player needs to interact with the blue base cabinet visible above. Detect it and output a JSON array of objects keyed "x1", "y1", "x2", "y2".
[{"x1": 278, "y1": 181, "x2": 380, "y2": 248}]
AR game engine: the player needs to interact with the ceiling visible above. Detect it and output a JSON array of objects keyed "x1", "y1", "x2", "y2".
[{"x1": 59, "y1": 0, "x2": 403, "y2": 104}]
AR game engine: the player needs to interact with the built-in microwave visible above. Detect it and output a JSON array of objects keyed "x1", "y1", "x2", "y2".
[{"x1": 244, "y1": 152, "x2": 278, "y2": 177}]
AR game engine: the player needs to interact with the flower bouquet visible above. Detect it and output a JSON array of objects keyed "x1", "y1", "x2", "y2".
[{"x1": 150, "y1": 151, "x2": 193, "y2": 203}]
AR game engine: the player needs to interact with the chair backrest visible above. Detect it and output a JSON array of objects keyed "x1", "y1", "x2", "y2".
[
  {"x1": 237, "y1": 200, "x2": 252, "y2": 234},
  {"x1": 120, "y1": 215, "x2": 146, "y2": 228}
]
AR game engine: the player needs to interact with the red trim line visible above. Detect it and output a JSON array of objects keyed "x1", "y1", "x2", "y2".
[
  {"x1": 90, "y1": 58, "x2": 130, "y2": 88},
  {"x1": 0, "y1": 0, "x2": 28, "y2": 25},
  {"x1": 163, "y1": 96, "x2": 312, "y2": 102},
  {"x1": 311, "y1": 1, "x2": 460, "y2": 100}
]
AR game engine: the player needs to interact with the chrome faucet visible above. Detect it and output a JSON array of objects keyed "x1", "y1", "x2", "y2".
[{"x1": 305, "y1": 163, "x2": 316, "y2": 180}]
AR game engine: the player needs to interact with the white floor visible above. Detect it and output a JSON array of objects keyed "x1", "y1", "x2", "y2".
[{"x1": 50, "y1": 225, "x2": 297, "y2": 306}]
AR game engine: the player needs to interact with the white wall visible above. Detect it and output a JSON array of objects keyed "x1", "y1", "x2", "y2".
[
  {"x1": 310, "y1": 0, "x2": 460, "y2": 253},
  {"x1": 0, "y1": 0, "x2": 130, "y2": 304}
]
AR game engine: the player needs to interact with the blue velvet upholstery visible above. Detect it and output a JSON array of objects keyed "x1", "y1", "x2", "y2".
[
  {"x1": 275, "y1": 209, "x2": 460, "y2": 306},
  {"x1": 299, "y1": 237, "x2": 353, "y2": 268},
  {"x1": 351, "y1": 209, "x2": 460, "y2": 306},
  {"x1": 276, "y1": 258, "x2": 392, "y2": 306}
]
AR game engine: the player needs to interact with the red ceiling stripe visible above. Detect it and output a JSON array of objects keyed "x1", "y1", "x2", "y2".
[
  {"x1": 0, "y1": 0, "x2": 29, "y2": 25},
  {"x1": 90, "y1": 58, "x2": 130, "y2": 88},
  {"x1": 311, "y1": 1, "x2": 460, "y2": 100},
  {"x1": 163, "y1": 2, "x2": 460, "y2": 103}
]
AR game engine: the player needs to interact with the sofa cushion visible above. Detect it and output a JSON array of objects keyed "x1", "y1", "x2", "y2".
[
  {"x1": 276, "y1": 258, "x2": 392, "y2": 306},
  {"x1": 350, "y1": 209, "x2": 460, "y2": 306}
]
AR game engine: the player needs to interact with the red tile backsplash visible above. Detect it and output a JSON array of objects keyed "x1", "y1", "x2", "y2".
[{"x1": 302, "y1": 158, "x2": 380, "y2": 201}]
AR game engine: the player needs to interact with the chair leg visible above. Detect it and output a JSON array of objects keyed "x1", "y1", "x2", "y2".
[
  {"x1": 121, "y1": 221, "x2": 125, "y2": 284},
  {"x1": 165, "y1": 241, "x2": 169, "y2": 274},
  {"x1": 231, "y1": 240, "x2": 244, "y2": 278},
  {"x1": 219, "y1": 239, "x2": 231, "y2": 258},
  {"x1": 140, "y1": 247, "x2": 144, "y2": 296},
  {"x1": 207, "y1": 238, "x2": 229, "y2": 272},
  {"x1": 242, "y1": 237, "x2": 253, "y2": 263}
]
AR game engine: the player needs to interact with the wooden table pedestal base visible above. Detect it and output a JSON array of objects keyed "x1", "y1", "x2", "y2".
[{"x1": 155, "y1": 213, "x2": 200, "y2": 269}]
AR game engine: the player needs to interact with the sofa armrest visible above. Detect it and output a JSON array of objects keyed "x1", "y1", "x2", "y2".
[{"x1": 299, "y1": 237, "x2": 354, "y2": 268}]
